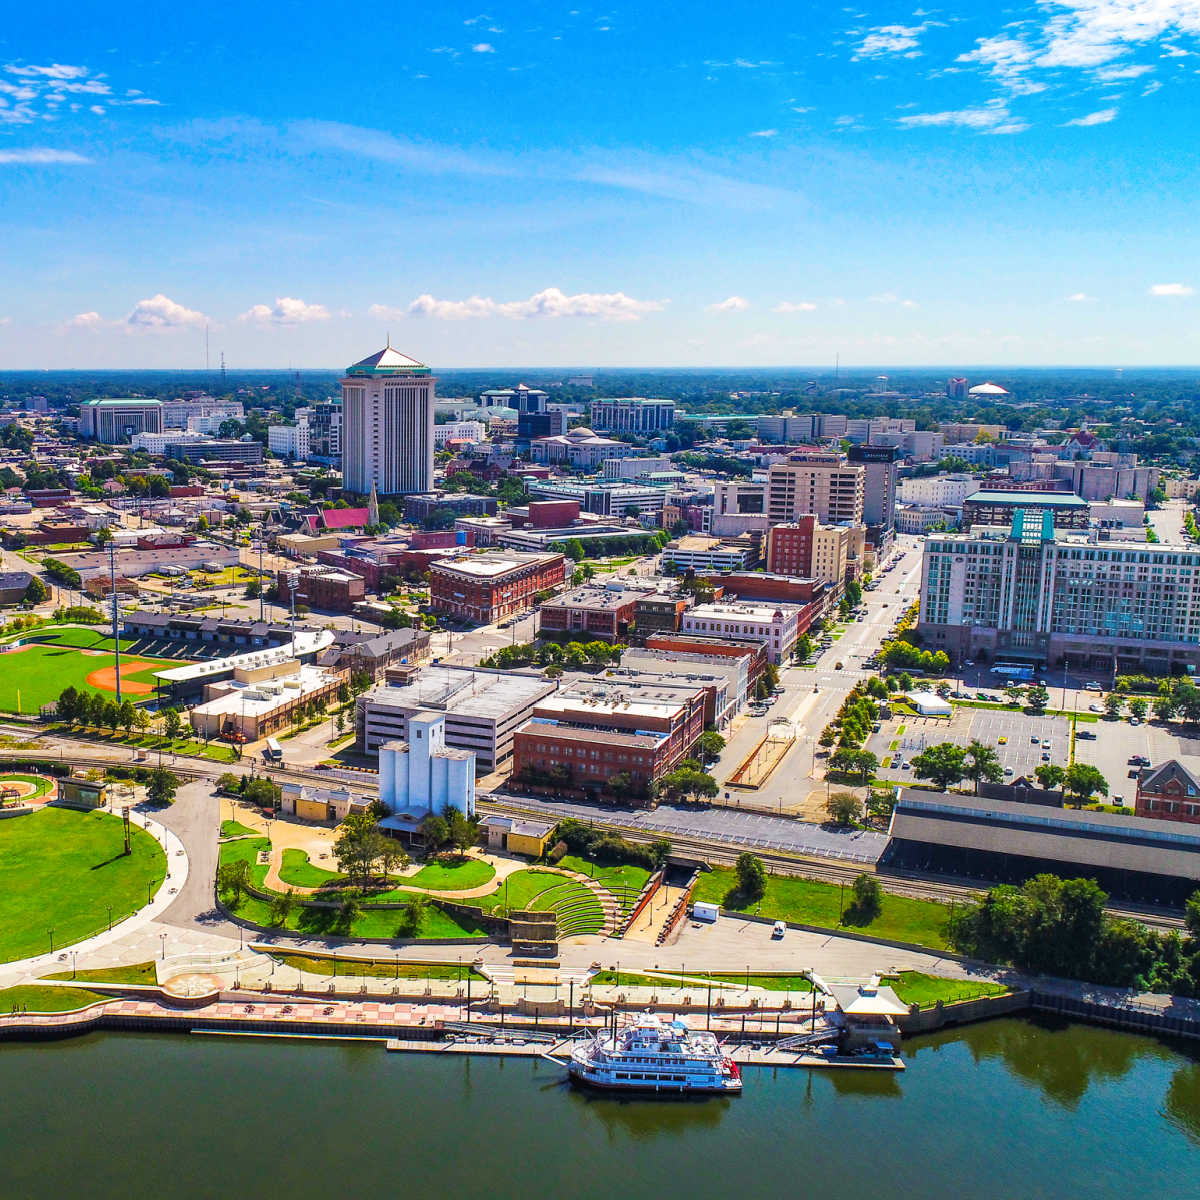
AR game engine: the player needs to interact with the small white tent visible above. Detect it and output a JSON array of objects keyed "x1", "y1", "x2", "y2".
[{"x1": 910, "y1": 692, "x2": 952, "y2": 717}]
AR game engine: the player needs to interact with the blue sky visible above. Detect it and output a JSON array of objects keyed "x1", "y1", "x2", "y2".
[{"x1": 2, "y1": 1, "x2": 1199, "y2": 368}]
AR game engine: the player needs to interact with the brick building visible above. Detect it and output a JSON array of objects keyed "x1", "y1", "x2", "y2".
[
  {"x1": 644, "y1": 633, "x2": 768, "y2": 696},
  {"x1": 536, "y1": 582, "x2": 649, "y2": 642},
  {"x1": 706, "y1": 572, "x2": 828, "y2": 624},
  {"x1": 429, "y1": 551, "x2": 566, "y2": 624},
  {"x1": 1135, "y1": 760, "x2": 1200, "y2": 825},
  {"x1": 633, "y1": 594, "x2": 691, "y2": 638},
  {"x1": 513, "y1": 678, "x2": 706, "y2": 797},
  {"x1": 275, "y1": 565, "x2": 367, "y2": 613}
]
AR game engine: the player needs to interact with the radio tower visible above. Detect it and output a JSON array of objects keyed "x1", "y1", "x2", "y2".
[{"x1": 220, "y1": 351, "x2": 227, "y2": 388}]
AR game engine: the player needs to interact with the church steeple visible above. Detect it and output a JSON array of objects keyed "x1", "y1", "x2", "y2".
[{"x1": 367, "y1": 479, "x2": 380, "y2": 527}]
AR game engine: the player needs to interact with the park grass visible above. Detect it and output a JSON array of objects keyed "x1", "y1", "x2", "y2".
[
  {"x1": 277, "y1": 851, "x2": 497, "y2": 894},
  {"x1": 220, "y1": 820, "x2": 258, "y2": 839},
  {"x1": 53, "y1": 728, "x2": 236, "y2": 764},
  {"x1": 222, "y1": 888, "x2": 485, "y2": 941},
  {"x1": 591, "y1": 970, "x2": 814, "y2": 992},
  {"x1": 44, "y1": 961, "x2": 158, "y2": 986},
  {"x1": 692, "y1": 867, "x2": 951, "y2": 952},
  {"x1": 0, "y1": 807, "x2": 167, "y2": 963},
  {"x1": 887, "y1": 971, "x2": 1010, "y2": 1009},
  {"x1": 0, "y1": 773, "x2": 53, "y2": 800},
  {"x1": 0, "y1": 985, "x2": 111, "y2": 1013},
  {"x1": 279, "y1": 848, "x2": 341, "y2": 888},
  {"x1": 470, "y1": 869, "x2": 574, "y2": 915},
  {"x1": 555, "y1": 855, "x2": 650, "y2": 908},
  {"x1": 219, "y1": 836, "x2": 272, "y2": 889},
  {"x1": 269, "y1": 951, "x2": 487, "y2": 982}
]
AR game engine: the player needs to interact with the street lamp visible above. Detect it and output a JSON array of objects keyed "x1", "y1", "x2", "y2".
[
  {"x1": 160, "y1": 931, "x2": 168, "y2": 960},
  {"x1": 47, "y1": 928, "x2": 54, "y2": 953}
]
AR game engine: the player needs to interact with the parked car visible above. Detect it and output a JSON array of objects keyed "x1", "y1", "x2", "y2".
[
  {"x1": 1077, "y1": 729, "x2": 1096, "y2": 739},
  {"x1": 1088, "y1": 703, "x2": 1103, "y2": 713},
  {"x1": 1084, "y1": 681, "x2": 1101, "y2": 691},
  {"x1": 771, "y1": 921, "x2": 786, "y2": 939}
]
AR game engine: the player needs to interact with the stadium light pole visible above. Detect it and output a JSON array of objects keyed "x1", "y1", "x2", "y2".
[{"x1": 109, "y1": 539, "x2": 122, "y2": 704}]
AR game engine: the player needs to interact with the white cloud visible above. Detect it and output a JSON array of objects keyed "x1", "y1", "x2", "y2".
[
  {"x1": 126, "y1": 294, "x2": 208, "y2": 330},
  {"x1": 1149, "y1": 282, "x2": 1194, "y2": 296},
  {"x1": 853, "y1": 24, "x2": 927, "y2": 59},
  {"x1": 397, "y1": 287, "x2": 667, "y2": 321},
  {"x1": 869, "y1": 292, "x2": 917, "y2": 307},
  {"x1": 2, "y1": 62, "x2": 155, "y2": 125},
  {"x1": 68, "y1": 311, "x2": 104, "y2": 327},
  {"x1": 774, "y1": 300, "x2": 818, "y2": 313},
  {"x1": 1063, "y1": 107, "x2": 1119, "y2": 125},
  {"x1": 899, "y1": 100, "x2": 1026, "y2": 133},
  {"x1": 472, "y1": 43, "x2": 495, "y2": 53},
  {"x1": 1066, "y1": 291, "x2": 1095, "y2": 301},
  {"x1": 239, "y1": 296, "x2": 331, "y2": 324},
  {"x1": 1095, "y1": 62, "x2": 1153, "y2": 80},
  {"x1": 749, "y1": 128, "x2": 778, "y2": 138},
  {"x1": 707, "y1": 296, "x2": 750, "y2": 313},
  {"x1": 0, "y1": 147, "x2": 91, "y2": 164},
  {"x1": 5, "y1": 63, "x2": 89, "y2": 80}
]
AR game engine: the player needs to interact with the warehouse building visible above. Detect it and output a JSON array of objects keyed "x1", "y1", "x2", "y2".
[{"x1": 882, "y1": 790, "x2": 1200, "y2": 907}]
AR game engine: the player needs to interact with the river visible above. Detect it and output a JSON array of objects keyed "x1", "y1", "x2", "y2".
[{"x1": 1, "y1": 1017, "x2": 1196, "y2": 1196}]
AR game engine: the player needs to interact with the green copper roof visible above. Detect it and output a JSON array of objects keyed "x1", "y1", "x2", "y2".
[{"x1": 345, "y1": 345, "x2": 430, "y2": 376}]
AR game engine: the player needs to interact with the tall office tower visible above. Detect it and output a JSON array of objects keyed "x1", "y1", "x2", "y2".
[
  {"x1": 340, "y1": 345, "x2": 435, "y2": 496},
  {"x1": 848, "y1": 443, "x2": 901, "y2": 547},
  {"x1": 766, "y1": 451, "x2": 865, "y2": 526}
]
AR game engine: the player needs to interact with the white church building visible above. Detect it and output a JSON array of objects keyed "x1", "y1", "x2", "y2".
[{"x1": 378, "y1": 711, "x2": 476, "y2": 823}]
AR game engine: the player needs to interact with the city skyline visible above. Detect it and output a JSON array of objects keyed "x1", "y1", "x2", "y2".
[{"x1": 2, "y1": 2, "x2": 1200, "y2": 368}]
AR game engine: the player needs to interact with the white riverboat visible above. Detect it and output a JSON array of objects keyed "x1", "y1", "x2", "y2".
[{"x1": 568, "y1": 1014, "x2": 742, "y2": 1095}]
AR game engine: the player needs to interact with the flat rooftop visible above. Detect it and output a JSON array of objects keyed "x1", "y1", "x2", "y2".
[
  {"x1": 432, "y1": 551, "x2": 559, "y2": 578},
  {"x1": 966, "y1": 490, "x2": 1089, "y2": 507},
  {"x1": 362, "y1": 666, "x2": 554, "y2": 720},
  {"x1": 521, "y1": 717, "x2": 663, "y2": 750},
  {"x1": 192, "y1": 665, "x2": 337, "y2": 717},
  {"x1": 688, "y1": 601, "x2": 802, "y2": 621}
]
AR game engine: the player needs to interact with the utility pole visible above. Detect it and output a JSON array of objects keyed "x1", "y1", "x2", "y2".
[
  {"x1": 258, "y1": 538, "x2": 265, "y2": 623},
  {"x1": 109, "y1": 540, "x2": 122, "y2": 704}
]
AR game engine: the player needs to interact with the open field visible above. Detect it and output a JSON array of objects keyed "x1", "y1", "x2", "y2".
[
  {"x1": 692, "y1": 867, "x2": 951, "y2": 951},
  {"x1": 887, "y1": 971, "x2": 1010, "y2": 1009},
  {"x1": 0, "y1": 985, "x2": 110, "y2": 1013},
  {"x1": 44, "y1": 961, "x2": 158, "y2": 986},
  {"x1": 0, "y1": 808, "x2": 167, "y2": 962},
  {"x1": 0, "y1": 626, "x2": 186, "y2": 713},
  {"x1": 269, "y1": 952, "x2": 487, "y2": 982}
]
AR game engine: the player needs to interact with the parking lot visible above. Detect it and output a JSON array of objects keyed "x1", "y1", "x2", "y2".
[{"x1": 867, "y1": 702, "x2": 1200, "y2": 808}]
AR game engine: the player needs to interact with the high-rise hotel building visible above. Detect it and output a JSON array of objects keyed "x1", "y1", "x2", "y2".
[
  {"x1": 918, "y1": 510, "x2": 1200, "y2": 674},
  {"x1": 340, "y1": 345, "x2": 434, "y2": 496}
]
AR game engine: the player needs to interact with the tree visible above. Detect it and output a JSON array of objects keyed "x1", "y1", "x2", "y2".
[
  {"x1": 1128, "y1": 696, "x2": 1149, "y2": 721},
  {"x1": 444, "y1": 805, "x2": 477, "y2": 857},
  {"x1": 848, "y1": 873, "x2": 882, "y2": 921},
  {"x1": 268, "y1": 888, "x2": 297, "y2": 928},
  {"x1": 697, "y1": 730, "x2": 726, "y2": 764},
  {"x1": 818, "y1": 724, "x2": 837, "y2": 750},
  {"x1": 146, "y1": 766, "x2": 178, "y2": 806},
  {"x1": 1065, "y1": 762, "x2": 1108, "y2": 808},
  {"x1": 1185, "y1": 889, "x2": 1200, "y2": 940},
  {"x1": 333, "y1": 813, "x2": 387, "y2": 887},
  {"x1": 1035, "y1": 763, "x2": 1067, "y2": 790},
  {"x1": 1025, "y1": 685, "x2": 1050, "y2": 713},
  {"x1": 564, "y1": 538, "x2": 586, "y2": 562},
  {"x1": 56, "y1": 685, "x2": 80, "y2": 723},
  {"x1": 420, "y1": 812, "x2": 450, "y2": 853},
  {"x1": 216, "y1": 859, "x2": 252, "y2": 905},
  {"x1": 910, "y1": 742, "x2": 968, "y2": 790},
  {"x1": 1104, "y1": 692, "x2": 1124, "y2": 719},
  {"x1": 826, "y1": 790, "x2": 863, "y2": 826},
  {"x1": 735, "y1": 851, "x2": 767, "y2": 902},
  {"x1": 396, "y1": 893, "x2": 430, "y2": 936},
  {"x1": 118, "y1": 699, "x2": 137, "y2": 735},
  {"x1": 1004, "y1": 685, "x2": 1024, "y2": 707},
  {"x1": 656, "y1": 766, "x2": 719, "y2": 803},
  {"x1": 23, "y1": 576, "x2": 48, "y2": 604},
  {"x1": 963, "y1": 740, "x2": 1003, "y2": 793},
  {"x1": 844, "y1": 579, "x2": 863, "y2": 608},
  {"x1": 379, "y1": 840, "x2": 409, "y2": 880},
  {"x1": 828, "y1": 747, "x2": 877, "y2": 782},
  {"x1": 132, "y1": 707, "x2": 152, "y2": 735},
  {"x1": 162, "y1": 706, "x2": 183, "y2": 739},
  {"x1": 648, "y1": 838, "x2": 672, "y2": 868}
]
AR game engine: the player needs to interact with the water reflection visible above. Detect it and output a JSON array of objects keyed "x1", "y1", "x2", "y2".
[
  {"x1": 570, "y1": 1089, "x2": 732, "y2": 1140},
  {"x1": 911, "y1": 1016, "x2": 1157, "y2": 1110},
  {"x1": 1163, "y1": 1063, "x2": 1200, "y2": 1145}
]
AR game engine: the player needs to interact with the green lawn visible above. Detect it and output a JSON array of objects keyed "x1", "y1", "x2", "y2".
[
  {"x1": 54, "y1": 728, "x2": 236, "y2": 763},
  {"x1": 44, "y1": 961, "x2": 158, "y2": 986},
  {"x1": 0, "y1": 985, "x2": 111, "y2": 1013},
  {"x1": 556, "y1": 855, "x2": 650, "y2": 909},
  {"x1": 591, "y1": 969, "x2": 814, "y2": 992},
  {"x1": 887, "y1": 971, "x2": 1010, "y2": 1009},
  {"x1": 0, "y1": 626, "x2": 185, "y2": 714},
  {"x1": 219, "y1": 836, "x2": 272, "y2": 889},
  {"x1": 0, "y1": 808, "x2": 167, "y2": 962},
  {"x1": 471, "y1": 869, "x2": 575, "y2": 915},
  {"x1": 270, "y1": 952, "x2": 487, "y2": 982},
  {"x1": 276, "y1": 851, "x2": 497, "y2": 893},
  {"x1": 220, "y1": 820, "x2": 259, "y2": 839},
  {"x1": 692, "y1": 867, "x2": 951, "y2": 951}
]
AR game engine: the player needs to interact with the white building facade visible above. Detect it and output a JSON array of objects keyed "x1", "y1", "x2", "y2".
[
  {"x1": 379, "y1": 711, "x2": 476, "y2": 820},
  {"x1": 682, "y1": 601, "x2": 802, "y2": 664}
]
